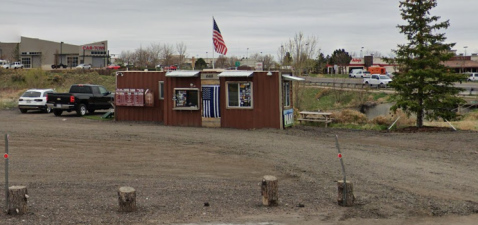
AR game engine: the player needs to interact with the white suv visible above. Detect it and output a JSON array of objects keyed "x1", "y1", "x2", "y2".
[{"x1": 18, "y1": 89, "x2": 55, "y2": 113}]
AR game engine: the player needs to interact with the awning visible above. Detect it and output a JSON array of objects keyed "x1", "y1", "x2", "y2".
[
  {"x1": 282, "y1": 74, "x2": 305, "y2": 81},
  {"x1": 218, "y1": 71, "x2": 254, "y2": 77},
  {"x1": 166, "y1": 71, "x2": 200, "y2": 77}
]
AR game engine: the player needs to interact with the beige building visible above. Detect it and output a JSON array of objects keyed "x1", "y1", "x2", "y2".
[{"x1": 0, "y1": 36, "x2": 108, "y2": 69}]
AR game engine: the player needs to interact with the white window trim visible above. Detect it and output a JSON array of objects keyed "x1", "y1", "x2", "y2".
[
  {"x1": 173, "y1": 88, "x2": 200, "y2": 111},
  {"x1": 283, "y1": 81, "x2": 291, "y2": 108},
  {"x1": 159, "y1": 81, "x2": 164, "y2": 100},
  {"x1": 225, "y1": 81, "x2": 253, "y2": 109}
]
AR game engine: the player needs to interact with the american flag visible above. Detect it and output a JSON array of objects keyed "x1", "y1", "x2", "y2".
[
  {"x1": 213, "y1": 18, "x2": 228, "y2": 55},
  {"x1": 202, "y1": 85, "x2": 220, "y2": 118}
]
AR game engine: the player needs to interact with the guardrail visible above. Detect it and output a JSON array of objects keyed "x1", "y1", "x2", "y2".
[
  {"x1": 304, "y1": 81, "x2": 392, "y2": 90},
  {"x1": 304, "y1": 81, "x2": 478, "y2": 96}
]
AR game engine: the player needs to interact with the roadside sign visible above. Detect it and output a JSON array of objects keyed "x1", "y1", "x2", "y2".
[{"x1": 235, "y1": 61, "x2": 240, "y2": 67}]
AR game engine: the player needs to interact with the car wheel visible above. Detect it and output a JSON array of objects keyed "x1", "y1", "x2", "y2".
[
  {"x1": 76, "y1": 104, "x2": 87, "y2": 116},
  {"x1": 53, "y1": 109, "x2": 63, "y2": 116},
  {"x1": 20, "y1": 109, "x2": 27, "y2": 113},
  {"x1": 44, "y1": 107, "x2": 52, "y2": 113}
]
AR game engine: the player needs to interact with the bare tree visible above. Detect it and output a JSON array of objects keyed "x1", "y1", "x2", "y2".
[
  {"x1": 161, "y1": 44, "x2": 174, "y2": 67},
  {"x1": 281, "y1": 32, "x2": 318, "y2": 76},
  {"x1": 280, "y1": 32, "x2": 319, "y2": 109},
  {"x1": 147, "y1": 43, "x2": 162, "y2": 67},
  {"x1": 176, "y1": 42, "x2": 188, "y2": 69},
  {"x1": 215, "y1": 55, "x2": 228, "y2": 68},
  {"x1": 263, "y1": 54, "x2": 275, "y2": 70}
]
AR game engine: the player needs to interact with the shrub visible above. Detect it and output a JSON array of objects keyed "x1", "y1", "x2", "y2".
[
  {"x1": 11, "y1": 73, "x2": 25, "y2": 83},
  {"x1": 372, "y1": 115, "x2": 391, "y2": 126},
  {"x1": 332, "y1": 109, "x2": 368, "y2": 124}
]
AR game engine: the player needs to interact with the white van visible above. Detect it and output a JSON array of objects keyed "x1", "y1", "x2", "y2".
[
  {"x1": 467, "y1": 73, "x2": 478, "y2": 82},
  {"x1": 350, "y1": 69, "x2": 371, "y2": 78},
  {"x1": 0, "y1": 60, "x2": 9, "y2": 67}
]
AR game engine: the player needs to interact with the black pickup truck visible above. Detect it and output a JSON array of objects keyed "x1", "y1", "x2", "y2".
[{"x1": 46, "y1": 84, "x2": 114, "y2": 116}]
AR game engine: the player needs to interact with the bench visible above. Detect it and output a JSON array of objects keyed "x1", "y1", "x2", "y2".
[{"x1": 299, "y1": 111, "x2": 333, "y2": 127}]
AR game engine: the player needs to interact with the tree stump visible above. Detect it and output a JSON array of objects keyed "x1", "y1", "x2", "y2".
[
  {"x1": 337, "y1": 180, "x2": 355, "y2": 207},
  {"x1": 261, "y1": 175, "x2": 278, "y2": 206},
  {"x1": 118, "y1": 186, "x2": 136, "y2": 212},
  {"x1": 8, "y1": 186, "x2": 29, "y2": 215}
]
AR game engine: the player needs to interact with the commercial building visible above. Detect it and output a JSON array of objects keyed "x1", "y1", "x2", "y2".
[{"x1": 0, "y1": 36, "x2": 108, "y2": 69}]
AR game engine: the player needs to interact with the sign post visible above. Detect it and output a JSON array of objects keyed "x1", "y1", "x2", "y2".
[
  {"x1": 334, "y1": 135, "x2": 347, "y2": 205},
  {"x1": 4, "y1": 134, "x2": 9, "y2": 212}
]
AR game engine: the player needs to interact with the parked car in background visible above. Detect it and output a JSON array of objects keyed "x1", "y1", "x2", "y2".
[
  {"x1": 3, "y1": 62, "x2": 24, "y2": 69},
  {"x1": 75, "y1": 64, "x2": 91, "y2": 69},
  {"x1": 467, "y1": 73, "x2": 478, "y2": 82},
  {"x1": 163, "y1": 65, "x2": 177, "y2": 71},
  {"x1": 0, "y1": 60, "x2": 9, "y2": 68},
  {"x1": 107, "y1": 64, "x2": 120, "y2": 69},
  {"x1": 350, "y1": 70, "x2": 371, "y2": 78},
  {"x1": 18, "y1": 89, "x2": 55, "y2": 113},
  {"x1": 363, "y1": 74, "x2": 393, "y2": 87}
]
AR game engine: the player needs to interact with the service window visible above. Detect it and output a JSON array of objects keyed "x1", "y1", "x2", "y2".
[
  {"x1": 226, "y1": 81, "x2": 253, "y2": 108},
  {"x1": 283, "y1": 81, "x2": 291, "y2": 107},
  {"x1": 174, "y1": 88, "x2": 199, "y2": 110},
  {"x1": 159, "y1": 81, "x2": 164, "y2": 99}
]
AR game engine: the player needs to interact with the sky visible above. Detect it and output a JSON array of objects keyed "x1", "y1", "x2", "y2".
[{"x1": 1, "y1": 0, "x2": 476, "y2": 60}]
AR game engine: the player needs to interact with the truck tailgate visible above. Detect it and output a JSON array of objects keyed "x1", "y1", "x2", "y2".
[{"x1": 47, "y1": 93, "x2": 73, "y2": 105}]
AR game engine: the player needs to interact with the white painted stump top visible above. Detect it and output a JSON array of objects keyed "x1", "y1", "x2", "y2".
[
  {"x1": 263, "y1": 175, "x2": 277, "y2": 181},
  {"x1": 119, "y1": 186, "x2": 135, "y2": 193}
]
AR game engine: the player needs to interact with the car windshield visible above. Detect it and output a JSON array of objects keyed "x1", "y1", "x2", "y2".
[
  {"x1": 364, "y1": 71, "x2": 370, "y2": 74},
  {"x1": 380, "y1": 75, "x2": 389, "y2": 79},
  {"x1": 22, "y1": 91, "x2": 42, "y2": 97}
]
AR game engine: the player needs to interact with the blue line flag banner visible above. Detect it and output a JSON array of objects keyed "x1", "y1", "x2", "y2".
[
  {"x1": 202, "y1": 85, "x2": 221, "y2": 118},
  {"x1": 213, "y1": 18, "x2": 228, "y2": 55}
]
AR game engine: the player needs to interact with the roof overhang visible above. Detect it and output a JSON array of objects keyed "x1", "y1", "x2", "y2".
[
  {"x1": 166, "y1": 71, "x2": 200, "y2": 77},
  {"x1": 282, "y1": 74, "x2": 305, "y2": 81},
  {"x1": 218, "y1": 71, "x2": 254, "y2": 77}
]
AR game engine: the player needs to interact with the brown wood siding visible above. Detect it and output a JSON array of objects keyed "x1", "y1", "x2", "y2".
[
  {"x1": 220, "y1": 72, "x2": 280, "y2": 129},
  {"x1": 163, "y1": 77, "x2": 202, "y2": 127},
  {"x1": 115, "y1": 72, "x2": 165, "y2": 122}
]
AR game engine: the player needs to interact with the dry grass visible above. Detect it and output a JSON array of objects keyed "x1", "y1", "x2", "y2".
[{"x1": 331, "y1": 109, "x2": 368, "y2": 124}]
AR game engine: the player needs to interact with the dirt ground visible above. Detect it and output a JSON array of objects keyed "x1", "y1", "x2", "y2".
[{"x1": 0, "y1": 109, "x2": 477, "y2": 225}]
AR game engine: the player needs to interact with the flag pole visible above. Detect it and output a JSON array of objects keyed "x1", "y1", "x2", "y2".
[{"x1": 212, "y1": 16, "x2": 215, "y2": 69}]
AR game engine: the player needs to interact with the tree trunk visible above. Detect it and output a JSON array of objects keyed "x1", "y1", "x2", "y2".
[
  {"x1": 118, "y1": 186, "x2": 136, "y2": 212},
  {"x1": 337, "y1": 180, "x2": 355, "y2": 207},
  {"x1": 8, "y1": 186, "x2": 29, "y2": 215},
  {"x1": 261, "y1": 175, "x2": 278, "y2": 206}
]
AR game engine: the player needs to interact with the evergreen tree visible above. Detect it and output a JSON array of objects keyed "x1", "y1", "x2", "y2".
[
  {"x1": 388, "y1": 0, "x2": 466, "y2": 127},
  {"x1": 330, "y1": 49, "x2": 352, "y2": 74}
]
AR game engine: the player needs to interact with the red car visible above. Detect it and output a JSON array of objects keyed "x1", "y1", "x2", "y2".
[
  {"x1": 163, "y1": 65, "x2": 177, "y2": 71},
  {"x1": 107, "y1": 64, "x2": 121, "y2": 69}
]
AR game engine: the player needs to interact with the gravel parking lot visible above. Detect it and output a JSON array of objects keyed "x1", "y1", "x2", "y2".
[{"x1": 0, "y1": 109, "x2": 477, "y2": 224}]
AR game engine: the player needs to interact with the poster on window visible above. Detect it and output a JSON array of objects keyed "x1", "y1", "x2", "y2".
[
  {"x1": 133, "y1": 89, "x2": 144, "y2": 106},
  {"x1": 239, "y1": 83, "x2": 251, "y2": 107},
  {"x1": 115, "y1": 89, "x2": 125, "y2": 106},
  {"x1": 176, "y1": 90, "x2": 187, "y2": 107},
  {"x1": 125, "y1": 89, "x2": 134, "y2": 106}
]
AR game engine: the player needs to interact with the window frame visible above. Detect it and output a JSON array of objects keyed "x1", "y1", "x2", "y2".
[
  {"x1": 225, "y1": 81, "x2": 253, "y2": 109},
  {"x1": 159, "y1": 81, "x2": 164, "y2": 100},
  {"x1": 173, "y1": 88, "x2": 200, "y2": 111}
]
